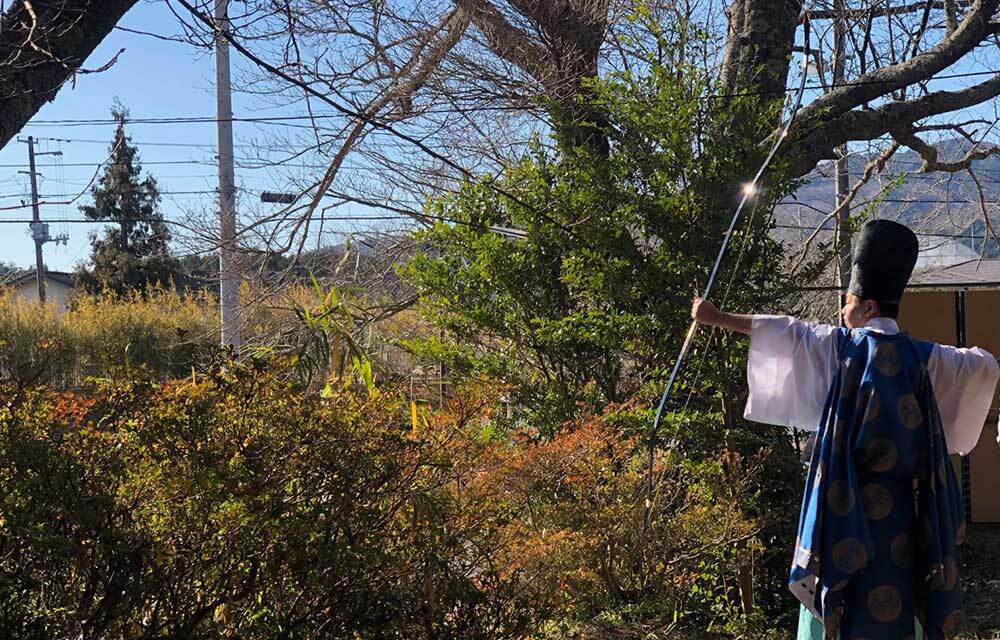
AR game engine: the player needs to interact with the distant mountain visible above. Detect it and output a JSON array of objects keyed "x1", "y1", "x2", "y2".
[{"x1": 775, "y1": 138, "x2": 1000, "y2": 261}]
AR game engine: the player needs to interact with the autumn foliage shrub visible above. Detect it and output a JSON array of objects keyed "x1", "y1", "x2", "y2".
[
  {"x1": 0, "y1": 355, "x2": 784, "y2": 639},
  {"x1": 0, "y1": 358, "x2": 542, "y2": 639}
]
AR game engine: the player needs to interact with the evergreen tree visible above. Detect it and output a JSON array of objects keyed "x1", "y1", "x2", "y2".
[{"x1": 76, "y1": 102, "x2": 178, "y2": 295}]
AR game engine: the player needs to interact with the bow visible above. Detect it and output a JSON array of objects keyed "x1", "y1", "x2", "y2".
[{"x1": 649, "y1": 15, "x2": 813, "y2": 446}]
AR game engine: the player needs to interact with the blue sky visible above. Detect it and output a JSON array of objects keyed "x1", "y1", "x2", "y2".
[{"x1": 0, "y1": 0, "x2": 327, "y2": 271}]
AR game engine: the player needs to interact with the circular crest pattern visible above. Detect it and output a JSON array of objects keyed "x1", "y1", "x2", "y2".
[
  {"x1": 897, "y1": 394, "x2": 923, "y2": 430},
  {"x1": 861, "y1": 437, "x2": 898, "y2": 472},
  {"x1": 861, "y1": 483, "x2": 894, "y2": 520},
  {"x1": 827, "y1": 480, "x2": 856, "y2": 516},
  {"x1": 867, "y1": 585, "x2": 903, "y2": 623},
  {"x1": 832, "y1": 537, "x2": 868, "y2": 574},
  {"x1": 873, "y1": 342, "x2": 902, "y2": 376},
  {"x1": 890, "y1": 533, "x2": 913, "y2": 570},
  {"x1": 860, "y1": 387, "x2": 880, "y2": 424}
]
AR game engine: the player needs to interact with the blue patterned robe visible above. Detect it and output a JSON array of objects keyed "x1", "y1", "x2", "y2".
[{"x1": 790, "y1": 328, "x2": 965, "y2": 639}]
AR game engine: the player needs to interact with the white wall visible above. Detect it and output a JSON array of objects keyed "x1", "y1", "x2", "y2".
[{"x1": 10, "y1": 280, "x2": 74, "y2": 312}]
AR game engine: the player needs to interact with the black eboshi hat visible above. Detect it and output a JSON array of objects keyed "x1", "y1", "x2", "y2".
[{"x1": 847, "y1": 219, "x2": 919, "y2": 304}]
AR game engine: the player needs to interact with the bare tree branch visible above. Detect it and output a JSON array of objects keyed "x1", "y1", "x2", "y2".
[
  {"x1": 965, "y1": 166, "x2": 1000, "y2": 257},
  {"x1": 945, "y1": 0, "x2": 963, "y2": 32},
  {"x1": 790, "y1": 141, "x2": 902, "y2": 275},
  {"x1": 792, "y1": 71, "x2": 1000, "y2": 175},
  {"x1": 794, "y1": 0, "x2": 1000, "y2": 128},
  {"x1": 808, "y1": 1, "x2": 969, "y2": 21},
  {"x1": 451, "y1": 0, "x2": 551, "y2": 83},
  {"x1": 890, "y1": 126, "x2": 1000, "y2": 171}
]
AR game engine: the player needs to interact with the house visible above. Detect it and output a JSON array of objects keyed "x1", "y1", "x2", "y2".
[
  {"x1": 914, "y1": 237, "x2": 981, "y2": 268},
  {"x1": 5, "y1": 270, "x2": 76, "y2": 312}
]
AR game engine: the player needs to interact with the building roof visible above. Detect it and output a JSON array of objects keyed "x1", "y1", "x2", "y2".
[
  {"x1": 5, "y1": 270, "x2": 76, "y2": 289},
  {"x1": 909, "y1": 258, "x2": 1000, "y2": 289},
  {"x1": 803, "y1": 258, "x2": 1000, "y2": 292}
]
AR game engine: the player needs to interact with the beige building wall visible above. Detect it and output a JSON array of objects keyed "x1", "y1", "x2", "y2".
[
  {"x1": 963, "y1": 291, "x2": 1000, "y2": 523},
  {"x1": 900, "y1": 290, "x2": 1000, "y2": 523},
  {"x1": 10, "y1": 279, "x2": 74, "y2": 312},
  {"x1": 898, "y1": 291, "x2": 956, "y2": 344}
]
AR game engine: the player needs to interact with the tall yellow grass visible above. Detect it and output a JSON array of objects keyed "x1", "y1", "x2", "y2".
[
  {"x1": 0, "y1": 288, "x2": 218, "y2": 386},
  {"x1": 0, "y1": 283, "x2": 428, "y2": 389}
]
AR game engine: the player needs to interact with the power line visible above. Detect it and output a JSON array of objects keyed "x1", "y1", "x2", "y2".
[
  {"x1": 707, "y1": 67, "x2": 1000, "y2": 100},
  {"x1": 877, "y1": 197, "x2": 1000, "y2": 204},
  {"x1": 0, "y1": 160, "x2": 210, "y2": 168},
  {"x1": 13, "y1": 68, "x2": 1000, "y2": 121},
  {"x1": 0, "y1": 189, "x2": 222, "y2": 199},
  {"x1": 22, "y1": 136, "x2": 259, "y2": 149},
  {"x1": 26, "y1": 114, "x2": 342, "y2": 127},
  {"x1": 820, "y1": 167, "x2": 1000, "y2": 185},
  {"x1": 0, "y1": 215, "x2": 412, "y2": 225},
  {"x1": 3, "y1": 216, "x2": 990, "y2": 247},
  {"x1": 0, "y1": 159, "x2": 369, "y2": 172},
  {"x1": 778, "y1": 196, "x2": 1000, "y2": 208},
  {"x1": 773, "y1": 223, "x2": 991, "y2": 240}
]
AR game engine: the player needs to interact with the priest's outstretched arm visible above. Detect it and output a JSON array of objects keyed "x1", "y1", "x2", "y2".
[
  {"x1": 689, "y1": 297, "x2": 1000, "y2": 455},
  {"x1": 692, "y1": 298, "x2": 839, "y2": 431},
  {"x1": 691, "y1": 297, "x2": 752, "y2": 334}
]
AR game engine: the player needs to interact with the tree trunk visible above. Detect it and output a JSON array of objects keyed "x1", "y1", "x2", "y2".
[
  {"x1": 719, "y1": 0, "x2": 804, "y2": 97},
  {"x1": 0, "y1": 0, "x2": 139, "y2": 148},
  {"x1": 711, "y1": 0, "x2": 804, "y2": 227},
  {"x1": 456, "y1": 0, "x2": 610, "y2": 154},
  {"x1": 548, "y1": 72, "x2": 610, "y2": 156}
]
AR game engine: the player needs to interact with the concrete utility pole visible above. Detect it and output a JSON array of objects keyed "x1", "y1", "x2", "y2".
[
  {"x1": 216, "y1": 0, "x2": 240, "y2": 348},
  {"x1": 832, "y1": 0, "x2": 851, "y2": 308},
  {"x1": 27, "y1": 136, "x2": 45, "y2": 302},
  {"x1": 19, "y1": 136, "x2": 66, "y2": 303}
]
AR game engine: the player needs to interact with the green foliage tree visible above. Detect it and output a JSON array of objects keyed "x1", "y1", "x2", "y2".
[
  {"x1": 399, "y1": 26, "x2": 819, "y2": 629},
  {"x1": 76, "y1": 103, "x2": 178, "y2": 296},
  {"x1": 400, "y1": 27, "x2": 817, "y2": 430}
]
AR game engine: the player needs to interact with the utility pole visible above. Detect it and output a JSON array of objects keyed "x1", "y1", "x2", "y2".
[
  {"x1": 18, "y1": 136, "x2": 66, "y2": 303},
  {"x1": 216, "y1": 0, "x2": 240, "y2": 349},
  {"x1": 833, "y1": 0, "x2": 851, "y2": 309}
]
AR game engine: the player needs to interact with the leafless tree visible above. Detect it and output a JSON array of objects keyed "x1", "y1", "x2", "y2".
[
  {"x1": 154, "y1": 1, "x2": 998, "y2": 223},
  {"x1": 5, "y1": 1, "x2": 999, "y2": 195}
]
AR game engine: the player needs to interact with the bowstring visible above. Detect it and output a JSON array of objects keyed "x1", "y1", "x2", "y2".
[
  {"x1": 643, "y1": 14, "x2": 813, "y2": 521},
  {"x1": 680, "y1": 188, "x2": 767, "y2": 415},
  {"x1": 680, "y1": 108, "x2": 791, "y2": 413}
]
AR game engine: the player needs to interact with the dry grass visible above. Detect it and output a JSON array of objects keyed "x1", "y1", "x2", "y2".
[{"x1": 959, "y1": 525, "x2": 1000, "y2": 639}]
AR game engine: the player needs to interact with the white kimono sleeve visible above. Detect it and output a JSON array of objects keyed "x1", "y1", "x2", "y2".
[
  {"x1": 744, "y1": 315, "x2": 840, "y2": 431},
  {"x1": 927, "y1": 344, "x2": 1000, "y2": 455}
]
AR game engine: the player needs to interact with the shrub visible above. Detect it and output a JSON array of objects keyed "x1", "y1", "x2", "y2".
[
  {"x1": 0, "y1": 357, "x2": 789, "y2": 639},
  {"x1": 67, "y1": 288, "x2": 218, "y2": 379},
  {"x1": 448, "y1": 400, "x2": 798, "y2": 637},
  {"x1": 0, "y1": 289, "x2": 217, "y2": 391},
  {"x1": 0, "y1": 359, "x2": 546, "y2": 639},
  {"x1": 0, "y1": 283, "x2": 428, "y2": 394},
  {"x1": 0, "y1": 292, "x2": 75, "y2": 394}
]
